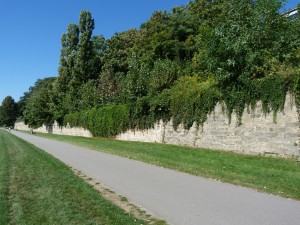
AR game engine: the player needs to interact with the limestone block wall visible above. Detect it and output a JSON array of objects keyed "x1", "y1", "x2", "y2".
[
  {"x1": 14, "y1": 121, "x2": 92, "y2": 138},
  {"x1": 117, "y1": 96, "x2": 300, "y2": 158},
  {"x1": 14, "y1": 94, "x2": 300, "y2": 158},
  {"x1": 192, "y1": 98, "x2": 299, "y2": 156},
  {"x1": 116, "y1": 121, "x2": 165, "y2": 143}
]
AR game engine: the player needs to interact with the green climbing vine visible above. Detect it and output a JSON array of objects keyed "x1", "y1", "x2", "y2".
[
  {"x1": 54, "y1": 1, "x2": 300, "y2": 138},
  {"x1": 63, "y1": 65, "x2": 300, "y2": 138}
]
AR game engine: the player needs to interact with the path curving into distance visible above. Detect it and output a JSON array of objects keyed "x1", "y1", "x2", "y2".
[{"x1": 10, "y1": 130, "x2": 300, "y2": 225}]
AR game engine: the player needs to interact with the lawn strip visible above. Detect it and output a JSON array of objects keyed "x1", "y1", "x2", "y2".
[
  {"x1": 0, "y1": 132, "x2": 9, "y2": 225},
  {"x1": 34, "y1": 132, "x2": 300, "y2": 200},
  {"x1": 2, "y1": 130, "x2": 153, "y2": 225}
]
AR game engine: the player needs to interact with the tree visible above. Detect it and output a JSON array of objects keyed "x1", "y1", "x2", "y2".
[
  {"x1": 53, "y1": 23, "x2": 80, "y2": 121},
  {"x1": 98, "y1": 29, "x2": 142, "y2": 104},
  {"x1": 138, "y1": 11, "x2": 174, "y2": 63},
  {"x1": 57, "y1": 23, "x2": 80, "y2": 93},
  {"x1": 190, "y1": 0, "x2": 291, "y2": 82},
  {"x1": 0, "y1": 96, "x2": 18, "y2": 127},
  {"x1": 16, "y1": 2, "x2": 300, "y2": 134},
  {"x1": 73, "y1": 10, "x2": 97, "y2": 85},
  {"x1": 91, "y1": 34, "x2": 106, "y2": 73},
  {"x1": 23, "y1": 78, "x2": 56, "y2": 128},
  {"x1": 17, "y1": 91, "x2": 31, "y2": 118},
  {"x1": 54, "y1": 11, "x2": 103, "y2": 115},
  {"x1": 97, "y1": 69, "x2": 120, "y2": 105},
  {"x1": 122, "y1": 53, "x2": 150, "y2": 101},
  {"x1": 18, "y1": 78, "x2": 57, "y2": 117},
  {"x1": 148, "y1": 59, "x2": 179, "y2": 95},
  {"x1": 188, "y1": 0, "x2": 296, "y2": 123},
  {"x1": 102, "y1": 29, "x2": 141, "y2": 74},
  {"x1": 53, "y1": 12, "x2": 106, "y2": 118}
]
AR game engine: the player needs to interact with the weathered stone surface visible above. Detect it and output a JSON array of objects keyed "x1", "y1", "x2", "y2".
[
  {"x1": 116, "y1": 95, "x2": 300, "y2": 158},
  {"x1": 15, "y1": 94, "x2": 300, "y2": 158},
  {"x1": 14, "y1": 121, "x2": 92, "y2": 137},
  {"x1": 116, "y1": 121, "x2": 164, "y2": 143}
]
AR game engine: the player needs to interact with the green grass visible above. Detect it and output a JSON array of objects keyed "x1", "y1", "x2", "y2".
[
  {"x1": 0, "y1": 131, "x2": 9, "y2": 224},
  {"x1": 34, "y1": 132, "x2": 300, "y2": 200},
  {"x1": 0, "y1": 130, "x2": 154, "y2": 225}
]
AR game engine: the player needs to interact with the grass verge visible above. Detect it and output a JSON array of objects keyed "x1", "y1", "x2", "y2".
[
  {"x1": 33, "y1": 132, "x2": 300, "y2": 200},
  {"x1": 0, "y1": 130, "x2": 163, "y2": 225},
  {"x1": 0, "y1": 131, "x2": 9, "y2": 224}
]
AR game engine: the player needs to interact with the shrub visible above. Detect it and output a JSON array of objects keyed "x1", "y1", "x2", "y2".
[{"x1": 64, "y1": 104, "x2": 130, "y2": 137}]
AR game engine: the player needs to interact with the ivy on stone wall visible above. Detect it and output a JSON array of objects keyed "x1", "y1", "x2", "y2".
[
  {"x1": 152, "y1": 76, "x2": 221, "y2": 130},
  {"x1": 17, "y1": 1, "x2": 300, "y2": 136},
  {"x1": 292, "y1": 69, "x2": 300, "y2": 112},
  {"x1": 63, "y1": 67, "x2": 300, "y2": 138}
]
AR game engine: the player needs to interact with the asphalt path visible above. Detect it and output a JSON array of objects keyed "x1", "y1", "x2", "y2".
[{"x1": 9, "y1": 130, "x2": 300, "y2": 225}]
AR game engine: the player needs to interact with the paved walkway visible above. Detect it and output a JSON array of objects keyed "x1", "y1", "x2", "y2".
[{"x1": 10, "y1": 130, "x2": 300, "y2": 225}]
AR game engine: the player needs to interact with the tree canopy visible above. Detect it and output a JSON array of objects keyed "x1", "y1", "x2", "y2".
[
  {"x1": 23, "y1": 78, "x2": 56, "y2": 128},
  {"x1": 0, "y1": 96, "x2": 18, "y2": 127},
  {"x1": 14, "y1": 1, "x2": 300, "y2": 135}
]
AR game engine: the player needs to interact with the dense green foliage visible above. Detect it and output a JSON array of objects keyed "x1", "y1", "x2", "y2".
[
  {"x1": 16, "y1": 0, "x2": 300, "y2": 136},
  {"x1": 23, "y1": 78, "x2": 56, "y2": 128},
  {"x1": 64, "y1": 104, "x2": 130, "y2": 137},
  {"x1": 0, "y1": 96, "x2": 18, "y2": 127},
  {"x1": 0, "y1": 130, "x2": 151, "y2": 225}
]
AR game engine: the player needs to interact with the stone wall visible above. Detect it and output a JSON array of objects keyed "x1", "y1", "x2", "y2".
[
  {"x1": 15, "y1": 95, "x2": 300, "y2": 158},
  {"x1": 117, "y1": 95, "x2": 300, "y2": 158},
  {"x1": 14, "y1": 121, "x2": 92, "y2": 138}
]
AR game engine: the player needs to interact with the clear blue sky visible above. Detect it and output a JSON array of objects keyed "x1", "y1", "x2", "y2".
[{"x1": 0, "y1": 0, "x2": 298, "y2": 103}]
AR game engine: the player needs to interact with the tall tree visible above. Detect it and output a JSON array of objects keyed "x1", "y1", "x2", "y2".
[
  {"x1": 53, "y1": 24, "x2": 80, "y2": 120},
  {"x1": 0, "y1": 96, "x2": 18, "y2": 127},
  {"x1": 138, "y1": 11, "x2": 173, "y2": 63},
  {"x1": 97, "y1": 29, "x2": 142, "y2": 104},
  {"x1": 189, "y1": 0, "x2": 296, "y2": 122},
  {"x1": 92, "y1": 34, "x2": 106, "y2": 73},
  {"x1": 102, "y1": 29, "x2": 140, "y2": 74},
  {"x1": 18, "y1": 78, "x2": 57, "y2": 117},
  {"x1": 57, "y1": 23, "x2": 80, "y2": 93},
  {"x1": 73, "y1": 10, "x2": 96, "y2": 85},
  {"x1": 190, "y1": 0, "x2": 292, "y2": 81},
  {"x1": 23, "y1": 78, "x2": 56, "y2": 128}
]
